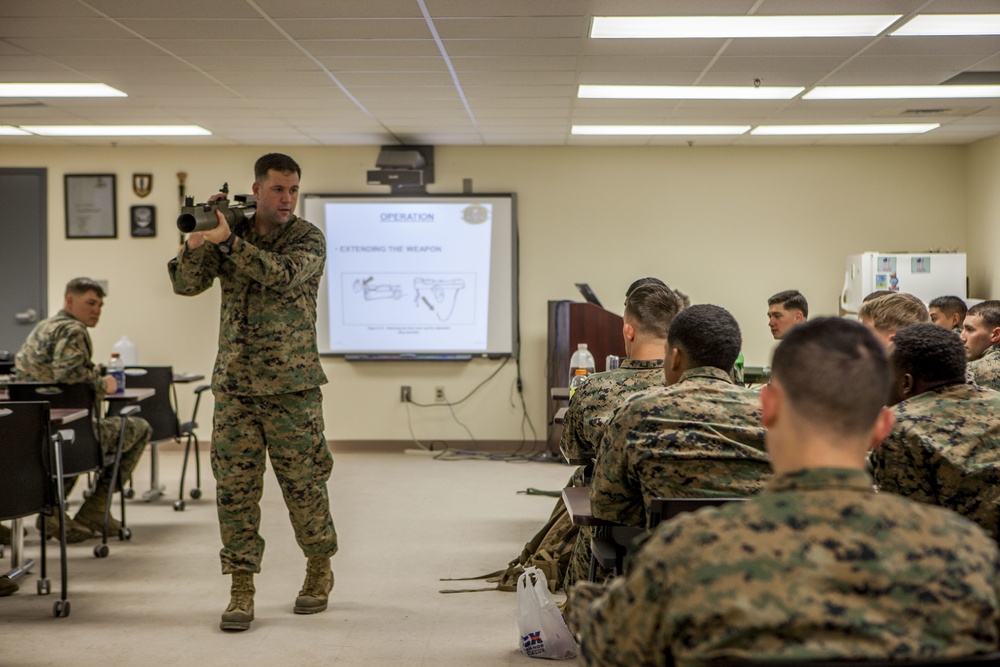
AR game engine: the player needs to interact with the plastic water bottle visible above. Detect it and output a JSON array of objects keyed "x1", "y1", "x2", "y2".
[
  {"x1": 108, "y1": 352, "x2": 125, "y2": 394},
  {"x1": 112, "y1": 335, "x2": 138, "y2": 366},
  {"x1": 568, "y1": 343, "x2": 596, "y2": 385},
  {"x1": 569, "y1": 368, "x2": 588, "y2": 399}
]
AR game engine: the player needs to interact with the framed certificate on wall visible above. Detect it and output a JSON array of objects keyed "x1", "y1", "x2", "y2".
[{"x1": 65, "y1": 173, "x2": 117, "y2": 239}]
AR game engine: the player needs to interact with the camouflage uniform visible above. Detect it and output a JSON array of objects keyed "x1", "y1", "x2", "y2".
[
  {"x1": 559, "y1": 358, "x2": 664, "y2": 464},
  {"x1": 969, "y1": 345, "x2": 1000, "y2": 391},
  {"x1": 556, "y1": 359, "x2": 663, "y2": 587},
  {"x1": 591, "y1": 366, "x2": 770, "y2": 528},
  {"x1": 168, "y1": 215, "x2": 336, "y2": 574},
  {"x1": 872, "y1": 382, "x2": 1000, "y2": 539},
  {"x1": 14, "y1": 310, "x2": 151, "y2": 481},
  {"x1": 564, "y1": 367, "x2": 770, "y2": 589},
  {"x1": 570, "y1": 468, "x2": 1000, "y2": 667}
]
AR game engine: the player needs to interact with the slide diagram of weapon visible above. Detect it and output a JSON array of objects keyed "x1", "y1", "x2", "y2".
[
  {"x1": 413, "y1": 277, "x2": 465, "y2": 321},
  {"x1": 353, "y1": 277, "x2": 403, "y2": 300},
  {"x1": 350, "y1": 275, "x2": 467, "y2": 322}
]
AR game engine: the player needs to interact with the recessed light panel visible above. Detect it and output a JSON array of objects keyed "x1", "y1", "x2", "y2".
[
  {"x1": 21, "y1": 125, "x2": 211, "y2": 136},
  {"x1": 579, "y1": 85, "x2": 804, "y2": 100},
  {"x1": 892, "y1": 14, "x2": 1000, "y2": 36},
  {"x1": 572, "y1": 125, "x2": 751, "y2": 136},
  {"x1": 752, "y1": 124, "x2": 939, "y2": 135},
  {"x1": 0, "y1": 83, "x2": 126, "y2": 97},
  {"x1": 805, "y1": 85, "x2": 1000, "y2": 100},
  {"x1": 591, "y1": 15, "x2": 901, "y2": 39}
]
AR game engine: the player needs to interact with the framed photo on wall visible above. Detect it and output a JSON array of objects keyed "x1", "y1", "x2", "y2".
[
  {"x1": 130, "y1": 204, "x2": 156, "y2": 237},
  {"x1": 65, "y1": 173, "x2": 117, "y2": 239}
]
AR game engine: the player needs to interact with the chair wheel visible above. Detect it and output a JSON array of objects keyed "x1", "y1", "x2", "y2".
[
  {"x1": 94, "y1": 544, "x2": 109, "y2": 558},
  {"x1": 190, "y1": 488, "x2": 202, "y2": 499},
  {"x1": 119, "y1": 527, "x2": 132, "y2": 541},
  {"x1": 53, "y1": 599, "x2": 70, "y2": 617},
  {"x1": 37, "y1": 579, "x2": 50, "y2": 595},
  {"x1": 174, "y1": 500, "x2": 185, "y2": 511},
  {"x1": 124, "y1": 488, "x2": 135, "y2": 499}
]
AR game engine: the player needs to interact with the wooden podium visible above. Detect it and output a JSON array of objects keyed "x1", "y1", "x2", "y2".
[{"x1": 546, "y1": 301, "x2": 626, "y2": 454}]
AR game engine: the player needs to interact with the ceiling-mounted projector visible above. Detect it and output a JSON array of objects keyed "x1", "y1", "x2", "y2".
[{"x1": 367, "y1": 145, "x2": 434, "y2": 192}]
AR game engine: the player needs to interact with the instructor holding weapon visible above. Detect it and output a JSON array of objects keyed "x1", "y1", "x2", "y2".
[{"x1": 168, "y1": 153, "x2": 337, "y2": 633}]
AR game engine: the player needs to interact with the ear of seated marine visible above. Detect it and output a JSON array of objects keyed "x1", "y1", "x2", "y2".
[{"x1": 568, "y1": 317, "x2": 1000, "y2": 667}]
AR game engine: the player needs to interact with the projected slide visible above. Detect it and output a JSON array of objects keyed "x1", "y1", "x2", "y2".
[{"x1": 325, "y1": 201, "x2": 492, "y2": 352}]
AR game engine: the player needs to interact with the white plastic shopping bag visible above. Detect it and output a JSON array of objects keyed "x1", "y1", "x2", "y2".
[{"x1": 516, "y1": 566, "x2": 578, "y2": 659}]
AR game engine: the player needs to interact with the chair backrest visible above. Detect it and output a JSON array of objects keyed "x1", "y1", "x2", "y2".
[
  {"x1": 0, "y1": 401, "x2": 54, "y2": 520},
  {"x1": 6, "y1": 382, "x2": 104, "y2": 475},
  {"x1": 123, "y1": 366, "x2": 178, "y2": 441},
  {"x1": 648, "y1": 497, "x2": 746, "y2": 528}
]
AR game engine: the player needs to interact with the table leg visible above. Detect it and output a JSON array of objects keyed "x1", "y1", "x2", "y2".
[
  {"x1": 142, "y1": 441, "x2": 166, "y2": 501},
  {"x1": 3, "y1": 517, "x2": 35, "y2": 582}
]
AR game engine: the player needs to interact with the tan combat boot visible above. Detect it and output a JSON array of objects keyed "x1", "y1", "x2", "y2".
[
  {"x1": 73, "y1": 483, "x2": 121, "y2": 536},
  {"x1": 220, "y1": 571, "x2": 255, "y2": 631},
  {"x1": 294, "y1": 556, "x2": 333, "y2": 614},
  {"x1": 35, "y1": 512, "x2": 93, "y2": 544}
]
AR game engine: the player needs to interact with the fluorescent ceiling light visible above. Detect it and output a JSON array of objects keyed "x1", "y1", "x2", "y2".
[
  {"x1": 892, "y1": 14, "x2": 1000, "y2": 36},
  {"x1": 579, "y1": 84, "x2": 804, "y2": 100},
  {"x1": 0, "y1": 126, "x2": 30, "y2": 135},
  {"x1": 805, "y1": 85, "x2": 1000, "y2": 100},
  {"x1": 20, "y1": 125, "x2": 211, "y2": 136},
  {"x1": 752, "y1": 124, "x2": 939, "y2": 135},
  {"x1": 572, "y1": 125, "x2": 751, "y2": 136},
  {"x1": 591, "y1": 15, "x2": 901, "y2": 39},
  {"x1": 0, "y1": 83, "x2": 126, "y2": 97}
]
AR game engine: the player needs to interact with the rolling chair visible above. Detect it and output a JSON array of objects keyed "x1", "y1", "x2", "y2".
[
  {"x1": 122, "y1": 366, "x2": 209, "y2": 511},
  {"x1": 7, "y1": 382, "x2": 139, "y2": 557},
  {"x1": 0, "y1": 402, "x2": 73, "y2": 616}
]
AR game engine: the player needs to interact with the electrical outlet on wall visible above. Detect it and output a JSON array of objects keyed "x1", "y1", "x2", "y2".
[
  {"x1": 434, "y1": 386, "x2": 445, "y2": 402},
  {"x1": 401, "y1": 386, "x2": 411, "y2": 402}
]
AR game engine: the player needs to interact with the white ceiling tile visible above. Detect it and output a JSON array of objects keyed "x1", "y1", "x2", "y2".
[
  {"x1": 302, "y1": 40, "x2": 440, "y2": 57},
  {"x1": 275, "y1": 19, "x2": 431, "y2": 40},
  {"x1": 0, "y1": 1, "x2": 996, "y2": 146},
  {"x1": 83, "y1": 0, "x2": 262, "y2": 19},
  {"x1": 444, "y1": 38, "x2": 580, "y2": 57},
  {"x1": 7, "y1": 38, "x2": 164, "y2": 57},
  {"x1": 254, "y1": 0, "x2": 423, "y2": 19},
  {"x1": 433, "y1": 17, "x2": 586, "y2": 40}
]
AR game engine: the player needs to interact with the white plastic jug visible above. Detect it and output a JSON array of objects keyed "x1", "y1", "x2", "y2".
[{"x1": 112, "y1": 335, "x2": 138, "y2": 366}]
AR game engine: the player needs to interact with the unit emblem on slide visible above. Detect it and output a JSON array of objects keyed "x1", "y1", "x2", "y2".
[{"x1": 462, "y1": 205, "x2": 490, "y2": 224}]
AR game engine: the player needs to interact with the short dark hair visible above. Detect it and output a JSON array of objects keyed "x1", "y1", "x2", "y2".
[
  {"x1": 625, "y1": 277, "x2": 665, "y2": 299},
  {"x1": 255, "y1": 153, "x2": 301, "y2": 180},
  {"x1": 891, "y1": 323, "x2": 966, "y2": 387},
  {"x1": 624, "y1": 284, "x2": 683, "y2": 339},
  {"x1": 65, "y1": 277, "x2": 105, "y2": 298},
  {"x1": 863, "y1": 290, "x2": 895, "y2": 303},
  {"x1": 968, "y1": 300, "x2": 1000, "y2": 329},
  {"x1": 768, "y1": 290, "x2": 809, "y2": 318},
  {"x1": 667, "y1": 304, "x2": 741, "y2": 371},
  {"x1": 771, "y1": 318, "x2": 890, "y2": 437},
  {"x1": 928, "y1": 296, "x2": 968, "y2": 320}
]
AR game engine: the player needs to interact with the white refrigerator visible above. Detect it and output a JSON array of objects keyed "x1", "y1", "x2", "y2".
[{"x1": 840, "y1": 251, "x2": 967, "y2": 316}]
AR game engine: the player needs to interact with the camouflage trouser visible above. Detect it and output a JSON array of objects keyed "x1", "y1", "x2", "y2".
[
  {"x1": 212, "y1": 388, "x2": 337, "y2": 574},
  {"x1": 97, "y1": 415, "x2": 152, "y2": 485}
]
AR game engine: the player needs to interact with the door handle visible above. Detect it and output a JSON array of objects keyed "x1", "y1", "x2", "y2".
[{"x1": 15, "y1": 308, "x2": 37, "y2": 324}]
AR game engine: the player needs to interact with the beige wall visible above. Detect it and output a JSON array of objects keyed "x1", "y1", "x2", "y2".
[
  {"x1": 968, "y1": 135, "x2": 1000, "y2": 299},
  {"x1": 0, "y1": 143, "x2": 969, "y2": 443}
]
